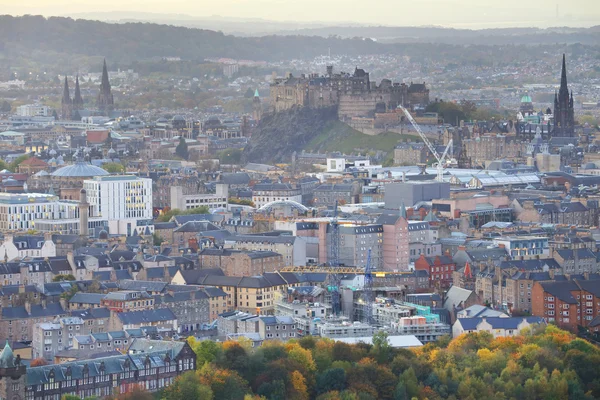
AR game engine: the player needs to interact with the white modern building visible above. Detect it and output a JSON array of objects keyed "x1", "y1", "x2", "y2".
[
  {"x1": 83, "y1": 175, "x2": 154, "y2": 236},
  {"x1": 0, "y1": 193, "x2": 79, "y2": 232},
  {"x1": 16, "y1": 104, "x2": 49, "y2": 117},
  {"x1": 170, "y1": 183, "x2": 228, "y2": 211},
  {"x1": 3, "y1": 176, "x2": 156, "y2": 237}
]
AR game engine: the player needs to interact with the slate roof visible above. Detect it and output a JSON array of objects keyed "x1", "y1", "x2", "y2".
[
  {"x1": 70, "y1": 307, "x2": 111, "y2": 320},
  {"x1": 117, "y1": 309, "x2": 177, "y2": 325},
  {"x1": 1, "y1": 302, "x2": 65, "y2": 319},
  {"x1": 457, "y1": 316, "x2": 545, "y2": 331},
  {"x1": 117, "y1": 280, "x2": 168, "y2": 293},
  {"x1": 499, "y1": 258, "x2": 561, "y2": 271},
  {"x1": 220, "y1": 172, "x2": 251, "y2": 185},
  {"x1": 176, "y1": 268, "x2": 224, "y2": 284},
  {"x1": 174, "y1": 221, "x2": 221, "y2": 233},
  {"x1": 574, "y1": 279, "x2": 600, "y2": 297},
  {"x1": 27, "y1": 340, "x2": 188, "y2": 386},
  {"x1": 556, "y1": 248, "x2": 596, "y2": 261},
  {"x1": 539, "y1": 280, "x2": 579, "y2": 304},
  {"x1": 174, "y1": 214, "x2": 224, "y2": 225},
  {"x1": 444, "y1": 286, "x2": 475, "y2": 310},
  {"x1": 154, "y1": 222, "x2": 178, "y2": 230},
  {"x1": 69, "y1": 293, "x2": 106, "y2": 305}
]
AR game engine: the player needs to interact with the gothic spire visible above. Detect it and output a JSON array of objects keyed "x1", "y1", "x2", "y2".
[
  {"x1": 559, "y1": 53, "x2": 568, "y2": 98},
  {"x1": 101, "y1": 59, "x2": 111, "y2": 92},
  {"x1": 62, "y1": 76, "x2": 71, "y2": 103},
  {"x1": 97, "y1": 59, "x2": 114, "y2": 113},
  {"x1": 73, "y1": 75, "x2": 83, "y2": 106}
]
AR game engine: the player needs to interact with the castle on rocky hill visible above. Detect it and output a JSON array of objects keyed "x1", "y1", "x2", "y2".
[{"x1": 269, "y1": 66, "x2": 429, "y2": 121}]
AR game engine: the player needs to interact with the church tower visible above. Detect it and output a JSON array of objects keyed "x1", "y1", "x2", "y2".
[
  {"x1": 252, "y1": 89, "x2": 262, "y2": 122},
  {"x1": 73, "y1": 75, "x2": 84, "y2": 111},
  {"x1": 97, "y1": 59, "x2": 114, "y2": 115},
  {"x1": 553, "y1": 54, "x2": 575, "y2": 137},
  {"x1": 61, "y1": 76, "x2": 72, "y2": 120},
  {"x1": 0, "y1": 342, "x2": 26, "y2": 400}
]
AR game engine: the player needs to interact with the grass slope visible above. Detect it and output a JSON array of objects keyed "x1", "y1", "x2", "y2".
[{"x1": 306, "y1": 120, "x2": 421, "y2": 154}]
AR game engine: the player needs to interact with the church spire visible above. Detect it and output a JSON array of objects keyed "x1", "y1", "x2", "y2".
[
  {"x1": 100, "y1": 59, "x2": 110, "y2": 92},
  {"x1": 62, "y1": 76, "x2": 71, "y2": 103},
  {"x1": 73, "y1": 75, "x2": 83, "y2": 108},
  {"x1": 560, "y1": 53, "x2": 568, "y2": 94},
  {"x1": 61, "y1": 76, "x2": 73, "y2": 120},
  {"x1": 97, "y1": 59, "x2": 114, "y2": 114}
]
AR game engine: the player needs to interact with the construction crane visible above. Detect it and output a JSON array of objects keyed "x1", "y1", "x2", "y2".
[
  {"x1": 327, "y1": 200, "x2": 342, "y2": 315},
  {"x1": 399, "y1": 106, "x2": 452, "y2": 182},
  {"x1": 361, "y1": 248, "x2": 373, "y2": 324}
]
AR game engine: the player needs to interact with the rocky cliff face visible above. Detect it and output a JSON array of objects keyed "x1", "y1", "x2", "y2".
[{"x1": 242, "y1": 106, "x2": 338, "y2": 164}]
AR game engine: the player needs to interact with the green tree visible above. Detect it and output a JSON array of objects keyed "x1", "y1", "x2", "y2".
[
  {"x1": 52, "y1": 274, "x2": 75, "y2": 282},
  {"x1": 371, "y1": 331, "x2": 392, "y2": 363},
  {"x1": 163, "y1": 371, "x2": 213, "y2": 400},
  {"x1": 317, "y1": 368, "x2": 347, "y2": 394},
  {"x1": 218, "y1": 148, "x2": 243, "y2": 164},
  {"x1": 176, "y1": 137, "x2": 189, "y2": 160},
  {"x1": 101, "y1": 162, "x2": 125, "y2": 173},
  {"x1": 156, "y1": 205, "x2": 210, "y2": 222},
  {"x1": 188, "y1": 338, "x2": 223, "y2": 367},
  {"x1": 8, "y1": 154, "x2": 30, "y2": 172}
]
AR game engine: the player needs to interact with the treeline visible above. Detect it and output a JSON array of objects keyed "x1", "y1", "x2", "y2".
[
  {"x1": 112, "y1": 326, "x2": 600, "y2": 400},
  {"x1": 1, "y1": 16, "x2": 598, "y2": 70}
]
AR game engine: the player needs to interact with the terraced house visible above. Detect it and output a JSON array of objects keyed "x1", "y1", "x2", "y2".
[{"x1": 17, "y1": 339, "x2": 196, "y2": 399}]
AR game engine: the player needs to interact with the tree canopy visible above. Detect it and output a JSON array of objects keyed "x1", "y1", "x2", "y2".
[
  {"x1": 176, "y1": 137, "x2": 189, "y2": 160},
  {"x1": 156, "y1": 206, "x2": 210, "y2": 222},
  {"x1": 101, "y1": 162, "x2": 125, "y2": 173},
  {"x1": 175, "y1": 326, "x2": 600, "y2": 400}
]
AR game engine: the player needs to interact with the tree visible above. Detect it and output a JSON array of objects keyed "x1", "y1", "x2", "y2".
[
  {"x1": 290, "y1": 370, "x2": 309, "y2": 400},
  {"x1": 31, "y1": 358, "x2": 48, "y2": 367},
  {"x1": 8, "y1": 154, "x2": 30, "y2": 172},
  {"x1": 317, "y1": 368, "x2": 346, "y2": 394},
  {"x1": 52, "y1": 274, "x2": 75, "y2": 282},
  {"x1": 107, "y1": 386, "x2": 154, "y2": 400},
  {"x1": 60, "y1": 285, "x2": 79, "y2": 301},
  {"x1": 188, "y1": 337, "x2": 223, "y2": 367},
  {"x1": 101, "y1": 162, "x2": 125, "y2": 173},
  {"x1": 244, "y1": 88, "x2": 255, "y2": 98},
  {"x1": 163, "y1": 371, "x2": 213, "y2": 400},
  {"x1": 156, "y1": 206, "x2": 210, "y2": 222},
  {"x1": 176, "y1": 137, "x2": 189, "y2": 160},
  {"x1": 371, "y1": 331, "x2": 392, "y2": 363}
]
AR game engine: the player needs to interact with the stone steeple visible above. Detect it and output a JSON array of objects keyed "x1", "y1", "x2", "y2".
[
  {"x1": 252, "y1": 89, "x2": 262, "y2": 122},
  {"x1": 61, "y1": 76, "x2": 72, "y2": 120},
  {"x1": 553, "y1": 54, "x2": 575, "y2": 137},
  {"x1": 73, "y1": 75, "x2": 84, "y2": 110},
  {"x1": 96, "y1": 59, "x2": 114, "y2": 115}
]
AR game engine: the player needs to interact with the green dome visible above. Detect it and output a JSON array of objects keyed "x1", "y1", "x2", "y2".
[{"x1": 521, "y1": 94, "x2": 532, "y2": 103}]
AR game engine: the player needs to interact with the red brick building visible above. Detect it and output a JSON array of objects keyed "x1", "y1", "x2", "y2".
[
  {"x1": 415, "y1": 255, "x2": 456, "y2": 289},
  {"x1": 532, "y1": 279, "x2": 600, "y2": 332}
]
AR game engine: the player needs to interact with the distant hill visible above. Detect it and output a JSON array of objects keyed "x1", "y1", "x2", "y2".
[
  {"x1": 1, "y1": 15, "x2": 598, "y2": 70},
  {"x1": 0, "y1": 15, "x2": 389, "y2": 63}
]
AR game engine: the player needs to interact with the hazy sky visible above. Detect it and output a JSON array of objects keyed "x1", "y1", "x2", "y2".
[{"x1": 2, "y1": 0, "x2": 599, "y2": 28}]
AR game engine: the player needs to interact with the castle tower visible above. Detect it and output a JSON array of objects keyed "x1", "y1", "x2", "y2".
[
  {"x1": 79, "y1": 188, "x2": 89, "y2": 238},
  {"x1": 553, "y1": 54, "x2": 575, "y2": 137},
  {"x1": 97, "y1": 59, "x2": 114, "y2": 115},
  {"x1": 252, "y1": 89, "x2": 262, "y2": 122},
  {"x1": 61, "y1": 76, "x2": 72, "y2": 120},
  {"x1": 73, "y1": 75, "x2": 84, "y2": 111},
  {"x1": 0, "y1": 341, "x2": 26, "y2": 400}
]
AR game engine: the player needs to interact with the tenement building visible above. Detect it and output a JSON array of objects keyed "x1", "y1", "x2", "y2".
[{"x1": 22, "y1": 339, "x2": 196, "y2": 399}]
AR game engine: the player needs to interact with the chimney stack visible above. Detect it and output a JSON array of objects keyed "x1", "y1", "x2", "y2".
[{"x1": 79, "y1": 188, "x2": 89, "y2": 239}]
